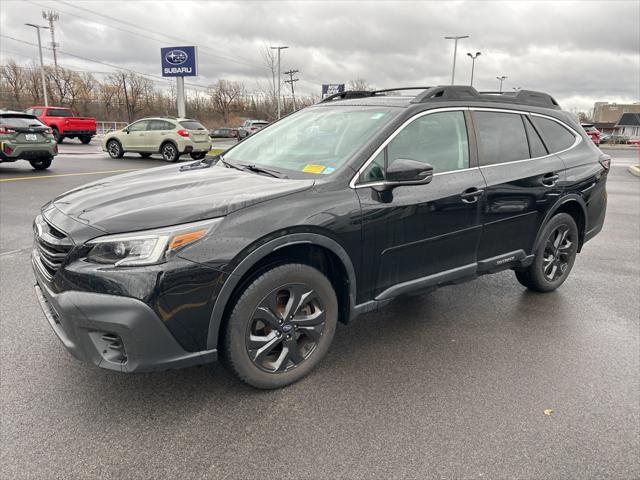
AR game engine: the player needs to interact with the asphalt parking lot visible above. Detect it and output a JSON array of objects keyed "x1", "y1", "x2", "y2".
[{"x1": 1, "y1": 141, "x2": 638, "y2": 479}]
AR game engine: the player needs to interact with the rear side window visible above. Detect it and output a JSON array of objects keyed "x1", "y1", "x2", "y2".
[
  {"x1": 523, "y1": 116, "x2": 548, "y2": 158},
  {"x1": 474, "y1": 111, "x2": 530, "y2": 165},
  {"x1": 46, "y1": 108, "x2": 73, "y2": 117},
  {"x1": 0, "y1": 115, "x2": 44, "y2": 128},
  {"x1": 149, "y1": 120, "x2": 174, "y2": 130},
  {"x1": 179, "y1": 120, "x2": 206, "y2": 130},
  {"x1": 531, "y1": 116, "x2": 576, "y2": 153}
]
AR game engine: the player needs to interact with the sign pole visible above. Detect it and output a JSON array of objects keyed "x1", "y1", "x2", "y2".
[{"x1": 176, "y1": 76, "x2": 186, "y2": 118}]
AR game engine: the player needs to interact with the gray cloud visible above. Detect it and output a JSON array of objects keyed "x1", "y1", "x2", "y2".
[{"x1": 2, "y1": 0, "x2": 638, "y2": 111}]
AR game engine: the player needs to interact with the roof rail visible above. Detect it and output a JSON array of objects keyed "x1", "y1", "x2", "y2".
[{"x1": 321, "y1": 85, "x2": 561, "y2": 109}]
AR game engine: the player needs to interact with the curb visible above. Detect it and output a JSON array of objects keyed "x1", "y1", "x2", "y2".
[{"x1": 628, "y1": 165, "x2": 640, "y2": 177}]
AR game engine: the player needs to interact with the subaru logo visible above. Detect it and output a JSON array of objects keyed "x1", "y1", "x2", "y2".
[
  {"x1": 282, "y1": 324, "x2": 293, "y2": 333},
  {"x1": 165, "y1": 50, "x2": 188, "y2": 65}
]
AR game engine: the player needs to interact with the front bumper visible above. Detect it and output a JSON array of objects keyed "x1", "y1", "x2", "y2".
[{"x1": 33, "y1": 257, "x2": 217, "y2": 373}]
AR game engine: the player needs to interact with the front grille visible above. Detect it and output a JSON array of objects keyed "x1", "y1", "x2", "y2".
[{"x1": 34, "y1": 215, "x2": 73, "y2": 279}]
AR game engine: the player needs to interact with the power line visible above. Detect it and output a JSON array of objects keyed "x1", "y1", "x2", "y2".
[{"x1": 41, "y1": 0, "x2": 271, "y2": 71}]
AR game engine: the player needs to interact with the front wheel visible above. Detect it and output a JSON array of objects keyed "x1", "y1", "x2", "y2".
[
  {"x1": 190, "y1": 152, "x2": 206, "y2": 160},
  {"x1": 161, "y1": 143, "x2": 179, "y2": 162},
  {"x1": 106, "y1": 139, "x2": 124, "y2": 159},
  {"x1": 222, "y1": 263, "x2": 338, "y2": 389},
  {"x1": 515, "y1": 213, "x2": 579, "y2": 292},
  {"x1": 30, "y1": 157, "x2": 52, "y2": 170}
]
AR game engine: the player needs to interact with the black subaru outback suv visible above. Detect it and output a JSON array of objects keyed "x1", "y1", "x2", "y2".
[{"x1": 32, "y1": 86, "x2": 609, "y2": 389}]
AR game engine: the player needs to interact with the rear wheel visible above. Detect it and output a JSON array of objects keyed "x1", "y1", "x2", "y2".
[
  {"x1": 161, "y1": 142, "x2": 179, "y2": 162},
  {"x1": 79, "y1": 136, "x2": 92, "y2": 144},
  {"x1": 106, "y1": 139, "x2": 124, "y2": 159},
  {"x1": 190, "y1": 152, "x2": 206, "y2": 160},
  {"x1": 52, "y1": 128, "x2": 63, "y2": 144},
  {"x1": 515, "y1": 213, "x2": 579, "y2": 292},
  {"x1": 30, "y1": 157, "x2": 52, "y2": 170},
  {"x1": 222, "y1": 263, "x2": 338, "y2": 389}
]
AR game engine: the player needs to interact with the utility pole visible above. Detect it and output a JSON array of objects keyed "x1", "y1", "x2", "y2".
[
  {"x1": 270, "y1": 46, "x2": 288, "y2": 119},
  {"x1": 122, "y1": 73, "x2": 132, "y2": 123},
  {"x1": 444, "y1": 35, "x2": 469, "y2": 84},
  {"x1": 25, "y1": 23, "x2": 49, "y2": 106},
  {"x1": 466, "y1": 52, "x2": 481, "y2": 87},
  {"x1": 42, "y1": 10, "x2": 59, "y2": 69},
  {"x1": 283, "y1": 69, "x2": 299, "y2": 111},
  {"x1": 496, "y1": 75, "x2": 507, "y2": 93}
]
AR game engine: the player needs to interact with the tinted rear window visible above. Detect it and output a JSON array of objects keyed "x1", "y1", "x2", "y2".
[
  {"x1": 0, "y1": 115, "x2": 45, "y2": 128},
  {"x1": 179, "y1": 121, "x2": 206, "y2": 130},
  {"x1": 46, "y1": 108, "x2": 74, "y2": 117},
  {"x1": 474, "y1": 111, "x2": 530, "y2": 165},
  {"x1": 531, "y1": 116, "x2": 576, "y2": 153}
]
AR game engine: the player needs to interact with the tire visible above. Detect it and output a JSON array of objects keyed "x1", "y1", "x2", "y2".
[
  {"x1": 30, "y1": 157, "x2": 52, "y2": 170},
  {"x1": 52, "y1": 129, "x2": 63, "y2": 144},
  {"x1": 161, "y1": 142, "x2": 179, "y2": 162},
  {"x1": 190, "y1": 152, "x2": 206, "y2": 160},
  {"x1": 80, "y1": 136, "x2": 92, "y2": 144},
  {"x1": 515, "y1": 213, "x2": 579, "y2": 292},
  {"x1": 222, "y1": 263, "x2": 338, "y2": 389},
  {"x1": 139, "y1": 152, "x2": 152, "y2": 158},
  {"x1": 106, "y1": 139, "x2": 124, "y2": 159}
]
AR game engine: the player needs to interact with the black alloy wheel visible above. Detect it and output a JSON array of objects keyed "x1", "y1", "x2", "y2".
[
  {"x1": 515, "y1": 212, "x2": 579, "y2": 292},
  {"x1": 223, "y1": 263, "x2": 338, "y2": 389},
  {"x1": 247, "y1": 283, "x2": 326, "y2": 373}
]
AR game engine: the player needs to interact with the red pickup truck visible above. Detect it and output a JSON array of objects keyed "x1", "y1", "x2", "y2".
[{"x1": 25, "y1": 106, "x2": 96, "y2": 144}]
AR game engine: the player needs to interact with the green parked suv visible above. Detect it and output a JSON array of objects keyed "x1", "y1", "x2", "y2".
[
  {"x1": 0, "y1": 111, "x2": 58, "y2": 170},
  {"x1": 102, "y1": 117, "x2": 211, "y2": 162}
]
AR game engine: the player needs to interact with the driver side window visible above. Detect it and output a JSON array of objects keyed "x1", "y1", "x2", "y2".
[
  {"x1": 128, "y1": 120, "x2": 149, "y2": 132},
  {"x1": 359, "y1": 111, "x2": 469, "y2": 184}
]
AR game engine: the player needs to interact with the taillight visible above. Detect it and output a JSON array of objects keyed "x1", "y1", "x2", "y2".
[
  {"x1": 599, "y1": 155, "x2": 611, "y2": 171},
  {"x1": 177, "y1": 129, "x2": 189, "y2": 137},
  {"x1": 3, "y1": 144, "x2": 13, "y2": 155},
  {"x1": 45, "y1": 127, "x2": 53, "y2": 135},
  {"x1": 0, "y1": 127, "x2": 16, "y2": 134}
]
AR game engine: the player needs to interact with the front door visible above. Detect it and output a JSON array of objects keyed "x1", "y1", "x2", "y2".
[
  {"x1": 123, "y1": 120, "x2": 150, "y2": 151},
  {"x1": 355, "y1": 109, "x2": 486, "y2": 301}
]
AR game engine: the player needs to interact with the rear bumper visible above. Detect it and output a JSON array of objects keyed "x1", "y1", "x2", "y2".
[
  {"x1": 0, "y1": 140, "x2": 57, "y2": 161},
  {"x1": 33, "y1": 257, "x2": 217, "y2": 373},
  {"x1": 61, "y1": 130, "x2": 95, "y2": 136}
]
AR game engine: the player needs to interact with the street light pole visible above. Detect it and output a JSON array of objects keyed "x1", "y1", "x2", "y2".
[
  {"x1": 270, "y1": 46, "x2": 288, "y2": 119},
  {"x1": 496, "y1": 75, "x2": 507, "y2": 93},
  {"x1": 444, "y1": 35, "x2": 469, "y2": 84},
  {"x1": 466, "y1": 52, "x2": 481, "y2": 87},
  {"x1": 25, "y1": 23, "x2": 49, "y2": 106}
]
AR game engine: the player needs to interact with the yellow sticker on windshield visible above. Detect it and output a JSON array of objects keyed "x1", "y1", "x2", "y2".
[{"x1": 302, "y1": 164, "x2": 326, "y2": 174}]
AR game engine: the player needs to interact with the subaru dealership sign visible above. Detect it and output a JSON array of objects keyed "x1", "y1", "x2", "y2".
[
  {"x1": 161, "y1": 46, "x2": 197, "y2": 77},
  {"x1": 322, "y1": 84, "x2": 345, "y2": 98}
]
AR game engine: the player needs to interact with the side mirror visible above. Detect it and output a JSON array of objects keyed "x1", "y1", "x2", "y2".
[
  {"x1": 374, "y1": 159, "x2": 433, "y2": 191},
  {"x1": 123, "y1": 128, "x2": 129, "y2": 134}
]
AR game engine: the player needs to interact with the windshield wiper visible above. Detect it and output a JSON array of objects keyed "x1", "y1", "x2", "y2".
[
  {"x1": 220, "y1": 156, "x2": 244, "y2": 172},
  {"x1": 239, "y1": 163, "x2": 287, "y2": 179}
]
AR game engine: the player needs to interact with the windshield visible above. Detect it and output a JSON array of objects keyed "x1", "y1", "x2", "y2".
[{"x1": 225, "y1": 106, "x2": 398, "y2": 175}]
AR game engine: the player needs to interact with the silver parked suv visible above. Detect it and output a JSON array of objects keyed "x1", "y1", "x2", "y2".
[{"x1": 102, "y1": 117, "x2": 211, "y2": 162}]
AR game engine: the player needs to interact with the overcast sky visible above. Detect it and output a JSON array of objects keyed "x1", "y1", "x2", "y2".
[{"x1": 1, "y1": 0, "x2": 639, "y2": 111}]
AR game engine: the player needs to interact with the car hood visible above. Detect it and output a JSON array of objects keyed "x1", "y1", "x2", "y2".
[{"x1": 51, "y1": 163, "x2": 314, "y2": 234}]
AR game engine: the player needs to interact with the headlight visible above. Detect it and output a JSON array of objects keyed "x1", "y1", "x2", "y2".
[{"x1": 86, "y1": 217, "x2": 223, "y2": 266}]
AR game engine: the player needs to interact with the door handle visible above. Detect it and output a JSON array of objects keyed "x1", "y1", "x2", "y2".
[
  {"x1": 541, "y1": 172, "x2": 560, "y2": 187},
  {"x1": 461, "y1": 188, "x2": 484, "y2": 203}
]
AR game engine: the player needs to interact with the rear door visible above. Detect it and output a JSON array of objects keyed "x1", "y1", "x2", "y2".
[{"x1": 472, "y1": 109, "x2": 565, "y2": 267}]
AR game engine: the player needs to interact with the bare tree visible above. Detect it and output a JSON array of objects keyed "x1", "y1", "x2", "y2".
[
  {"x1": 347, "y1": 78, "x2": 371, "y2": 91},
  {"x1": 208, "y1": 79, "x2": 244, "y2": 123},
  {"x1": 0, "y1": 60, "x2": 27, "y2": 108}
]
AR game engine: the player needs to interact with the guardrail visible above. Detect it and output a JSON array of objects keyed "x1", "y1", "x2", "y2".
[{"x1": 96, "y1": 121, "x2": 128, "y2": 135}]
